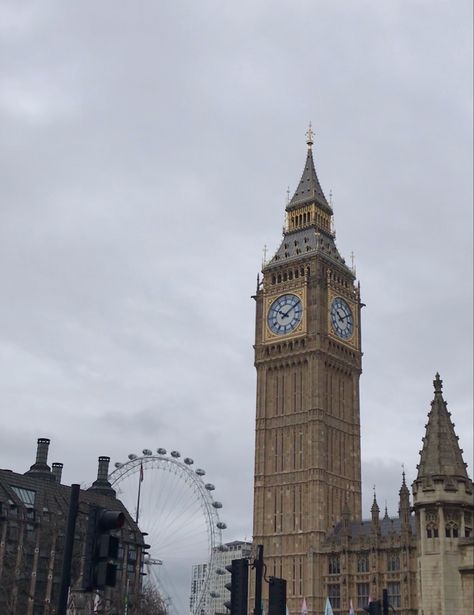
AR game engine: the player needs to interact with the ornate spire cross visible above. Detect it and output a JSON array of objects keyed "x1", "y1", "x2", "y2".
[{"x1": 306, "y1": 122, "x2": 314, "y2": 149}]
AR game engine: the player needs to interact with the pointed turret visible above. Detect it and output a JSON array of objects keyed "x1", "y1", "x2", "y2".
[
  {"x1": 416, "y1": 373, "x2": 468, "y2": 481},
  {"x1": 398, "y1": 470, "x2": 411, "y2": 530},
  {"x1": 371, "y1": 490, "x2": 380, "y2": 534},
  {"x1": 412, "y1": 375, "x2": 473, "y2": 615}
]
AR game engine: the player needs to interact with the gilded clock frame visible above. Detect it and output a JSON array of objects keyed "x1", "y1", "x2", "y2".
[
  {"x1": 263, "y1": 287, "x2": 307, "y2": 343},
  {"x1": 327, "y1": 288, "x2": 359, "y2": 349}
]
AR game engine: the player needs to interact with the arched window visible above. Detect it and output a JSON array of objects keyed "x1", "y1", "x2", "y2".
[
  {"x1": 328, "y1": 556, "x2": 340, "y2": 575},
  {"x1": 426, "y1": 522, "x2": 439, "y2": 538},
  {"x1": 387, "y1": 553, "x2": 400, "y2": 572},
  {"x1": 445, "y1": 520, "x2": 458, "y2": 538},
  {"x1": 357, "y1": 554, "x2": 369, "y2": 573}
]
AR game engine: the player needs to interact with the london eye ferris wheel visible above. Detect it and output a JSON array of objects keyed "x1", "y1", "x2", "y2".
[{"x1": 109, "y1": 448, "x2": 227, "y2": 615}]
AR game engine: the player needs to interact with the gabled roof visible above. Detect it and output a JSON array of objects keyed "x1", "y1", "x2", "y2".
[
  {"x1": 416, "y1": 373, "x2": 469, "y2": 480},
  {"x1": 326, "y1": 515, "x2": 417, "y2": 541}
]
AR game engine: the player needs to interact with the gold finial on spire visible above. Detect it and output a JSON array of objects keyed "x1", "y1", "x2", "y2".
[{"x1": 306, "y1": 122, "x2": 314, "y2": 149}]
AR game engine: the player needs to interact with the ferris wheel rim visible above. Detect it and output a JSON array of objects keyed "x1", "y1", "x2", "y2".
[{"x1": 108, "y1": 452, "x2": 225, "y2": 615}]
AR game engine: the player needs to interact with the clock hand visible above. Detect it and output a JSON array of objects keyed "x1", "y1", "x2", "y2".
[{"x1": 282, "y1": 305, "x2": 296, "y2": 316}]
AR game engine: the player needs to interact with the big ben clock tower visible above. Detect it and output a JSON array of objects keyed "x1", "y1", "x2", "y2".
[{"x1": 252, "y1": 128, "x2": 362, "y2": 613}]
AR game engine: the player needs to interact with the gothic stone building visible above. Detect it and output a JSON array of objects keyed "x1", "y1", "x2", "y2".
[
  {"x1": 251, "y1": 132, "x2": 473, "y2": 614},
  {"x1": 0, "y1": 438, "x2": 147, "y2": 615}
]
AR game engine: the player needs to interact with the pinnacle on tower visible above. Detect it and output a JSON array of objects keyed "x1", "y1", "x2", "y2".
[
  {"x1": 398, "y1": 470, "x2": 411, "y2": 528},
  {"x1": 371, "y1": 489, "x2": 380, "y2": 526},
  {"x1": 416, "y1": 373, "x2": 469, "y2": 480}
]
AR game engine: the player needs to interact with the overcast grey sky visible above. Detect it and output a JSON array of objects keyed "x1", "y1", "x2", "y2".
[{"x1": 0, "y1": 0, "x2": 472, "y2": 582}]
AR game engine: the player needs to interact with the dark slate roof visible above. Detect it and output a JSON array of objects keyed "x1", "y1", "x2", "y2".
[
  {"x1": 416, "y1": 374, "x2": 469, "y2": 480},
  {"x1": 0, "y1": 468, "x2": 139, "y2": 533},
  {"x1": 269, "y1": 228, "x2": 352, "y2": 275},
  {"x1": 327, "y1": 515, "x2": 416, "y2": 540},
  {"x1": 287, "y1": 147, "x2": 332, "y2": 213}
]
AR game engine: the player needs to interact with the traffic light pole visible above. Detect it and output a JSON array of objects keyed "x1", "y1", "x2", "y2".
[
  {"x1": 253, "y1": 544, "x2": 263, "y2": 615},
  {"x1": 58, "y1": 483, "x2": 80, "y2": 615}
]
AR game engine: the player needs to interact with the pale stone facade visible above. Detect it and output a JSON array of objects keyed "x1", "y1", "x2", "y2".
[{"x1": 412, "y1": 374, "x2": 474, "y2": 615}]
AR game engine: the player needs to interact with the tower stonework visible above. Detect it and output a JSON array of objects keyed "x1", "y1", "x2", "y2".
[{"x1": 252, "y1": 132, "x2": 362, "y2": 613}]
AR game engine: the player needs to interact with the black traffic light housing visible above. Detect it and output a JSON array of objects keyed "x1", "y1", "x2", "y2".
[
  {"x1": 268, "y1": 577, "x2": 287, "y2": 615},
  {"x1": 83, "y1": 506, "x2": 125, "y2": 591},
  {"x1": 224, "y1": 558, "x2": 249, "y2": 615}
]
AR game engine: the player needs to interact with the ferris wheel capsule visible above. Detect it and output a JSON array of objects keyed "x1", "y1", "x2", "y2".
[
  {"x1": 184, "y1": 457, "x2": 194, "y2": 465},
  {"x1": 212, "y1": 501, "x2": 223, "y2": 509},
  {"x1": 157, "y1": 448, "x2": 167, "y2": 455},
  {"x1": 114, "y1": 462, "x2": 123, "y2": 469},
  {"x1": 128, "y1": 453, "x2": 137, "y2": 460},
  {"x1": 143, "y1": 449, "x2": 152, "y2": 456},
  {"x1": 196, "y1": 468, "x2": 206, "y2": 476},
  {"x1": 216, "y1": 521, "x2": 227, "y2": 530},
  {"x1": 205, "y1": 483, "x2": 215, "y2": 491},
  {"x1": 170, "y1": 450, "x2": 181, "y2": 458}
]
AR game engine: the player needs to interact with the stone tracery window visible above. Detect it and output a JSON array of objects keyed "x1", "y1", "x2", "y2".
[
  {"x1": 328, "y1": 584, "x2": 340, "y2": 609},
  {"x1": 445, "y1": 520, "x2": 458, "y2": 538},
  {"x1": 357, "y1": 554, "x2": 369, "y2": 573},
  {"x1": 329, "y1": 555, "x2": 340, "y2": 575},
  {"x1": 387, "y1": 581, "x2": 401, "y2": 608},
  {"x1": 387, "y1": 552, "x2": 400, "y2": 572},
  {"x1": 426, "y1": 510, "x2": 439, "y2": 538},
  {"x1": 445, "y1": 511, "x2": 460, "y2": 538}
]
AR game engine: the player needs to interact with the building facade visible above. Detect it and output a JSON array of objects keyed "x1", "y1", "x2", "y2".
[
  {"x1": 0, "y1": 438, "x2": 148, "y2": 615},
  {"x1": 251, "y1": 133, "x2": 473, "y2": 614},
  {"x1": 190, "y1": 540, "x2": 252, "y2": 615},
  {"x1": 190, "y1": 562, "x2": 208, "y2": 614},
  {"x1": 209, "y1": 540, "x2": 252, "y2": 615}
]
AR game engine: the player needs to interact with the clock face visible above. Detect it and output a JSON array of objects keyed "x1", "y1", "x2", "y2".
[
  {"x1": 267, "y1": 294, "x2": 303, "y2": 336},
  {"x1": 330, "y1": 297, "x2": 354, "y2": 339}
]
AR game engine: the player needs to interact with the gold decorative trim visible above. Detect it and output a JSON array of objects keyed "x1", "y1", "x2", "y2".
[
  {"x1": 263, "y1": 288, "x2": 307, "y2": 343},
  {"x1": 327, "y1": 289, "x2": 359, "y2": 349}
]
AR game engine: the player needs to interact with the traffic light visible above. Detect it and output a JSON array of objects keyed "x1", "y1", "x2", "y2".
[
  {"x1": 82, "y1": 506, "x2": 125, "y2": 591},
  {"x1": 363, "y1": 600, "x2": 382, "y2": 615},
  {"x1": 224, "y1": 558, "x2": 249, "y2": 615},
  {"x1": 268, "y1": 577, "x2": 286, "y2": 615}
]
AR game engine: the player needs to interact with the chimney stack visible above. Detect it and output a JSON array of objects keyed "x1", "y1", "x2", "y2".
[
  {"x1": 36, "y1": 438, "x2": 50, "y2": 465},
  {"x1": 52, "y1": 462, "x2": 63, "y2": 484},
  {"x1": 24, "y1": 438, "x2": 55, "y2": 481},
  {"x1": 88, "y1": 456, "x2": 116, "y2": 497}
]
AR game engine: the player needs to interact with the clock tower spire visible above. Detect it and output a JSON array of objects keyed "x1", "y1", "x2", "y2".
[{"x1": 252, "y1": 130, "x2": 362, "y2": 613}]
